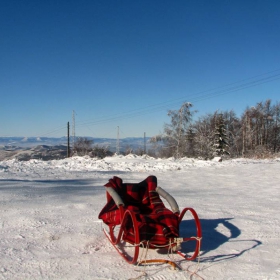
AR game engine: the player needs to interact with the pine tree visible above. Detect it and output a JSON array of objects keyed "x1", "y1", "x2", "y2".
[{"x1": 214, "y1": 114, "x2": 230, "y2": 157}]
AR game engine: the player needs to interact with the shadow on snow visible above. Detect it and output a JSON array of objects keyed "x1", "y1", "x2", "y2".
[
  {"x1": 180, "y1": 218, "x2": 261, "y2": 263},
  {"x1": 0, "y1": 178, "x2": 105, "y2": 196}
]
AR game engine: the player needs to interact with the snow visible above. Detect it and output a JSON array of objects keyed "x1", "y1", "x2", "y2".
[{"x1": 0, "y1": 155, "x2": 279, "y2": 279}]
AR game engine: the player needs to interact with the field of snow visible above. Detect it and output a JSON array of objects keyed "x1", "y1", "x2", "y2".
[{"x1": 0, "y1": 155, "x2": 279, "y2": 280}]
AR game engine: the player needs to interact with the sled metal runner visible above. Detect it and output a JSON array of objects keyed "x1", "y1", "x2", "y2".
[{"x1": 98, "y1": 176, "x2": 202, "y2": 266}]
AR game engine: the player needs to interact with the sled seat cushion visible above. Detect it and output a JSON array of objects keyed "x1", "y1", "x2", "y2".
[
  {"x1": 98, "y1": 176, "x2": 179, "y2": 245},
  {"x1": 123, "y1": 207, "x2": 179, "y2": 246}
]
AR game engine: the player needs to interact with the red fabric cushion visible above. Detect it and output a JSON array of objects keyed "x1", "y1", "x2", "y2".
[{"x1": 98, "y1": 176, "x2": 179, "y2": 245}]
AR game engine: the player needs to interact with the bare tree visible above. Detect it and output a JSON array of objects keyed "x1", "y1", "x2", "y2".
[
  {"x1": 163, "y1": 102, "x2": 196, "y2": 158},
  {"x1": 272, "y1": 102, "x2": 280, "y2": 153},
  {"x1": 91, "y1": 145, "x2": 112, "y2": 158},
  {"x1": 193, "y1": 112, "x2": 216, "y2": 159},
  {"x1": 151, "y1": 99, "x2": 280, "y2": 159},
  {"x1": 73, "y1": 137, "x2": 94, "y2": 156}
]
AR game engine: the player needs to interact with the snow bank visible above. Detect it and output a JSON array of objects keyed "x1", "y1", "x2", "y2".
[{"x1": 1, "y1": 155, "x2": 278, "y2": 180}]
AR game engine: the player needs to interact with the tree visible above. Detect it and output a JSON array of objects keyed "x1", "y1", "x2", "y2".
[
  {"x1": 192, "y1": 112, "x2": 216, "y2": 159},
  {"x1": 222, "y1": 110, "x2": 242, "y2": 157},
  {"x1": 186, "y1": 127, "x2": 196, "y2": 157},
  {"x1": 214, "y1": 114, "x2": 230, "y2": 157},
  {"x1": 162, "y1": 102, "x2": 196, "y2": 158},
  {"x1": 90, "y1": 145, "x2": 112, "y2": 158},
  {"x1": 240, "y1": 100, "x2": 277, "y2": 157},
  {"x1": 73, "y1": 137, "x2": 93, "y2": 156},
  {"x1": 151, "y1": 99, "x2": 279, "y2": 159},
  {"x1": 272, "y1": 102, "x2": 280, "y2": 153}
]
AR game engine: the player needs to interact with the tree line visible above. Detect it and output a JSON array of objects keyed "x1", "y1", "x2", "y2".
[
  {"x1": 71, "y1": 99, "x2": 279, "y2": 159},
  {"x1": 150, "y1": 99, "x2": 280, "y2": 159}
]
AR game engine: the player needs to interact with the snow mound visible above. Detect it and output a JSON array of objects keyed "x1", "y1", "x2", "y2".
[{"x1": 0, "y1": 155, "x2": 278, "y2": 180}]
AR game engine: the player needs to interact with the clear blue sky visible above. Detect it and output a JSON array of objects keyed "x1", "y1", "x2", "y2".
[{"x1": 1, "y1": 0, "x2": 280, "y2": 138}]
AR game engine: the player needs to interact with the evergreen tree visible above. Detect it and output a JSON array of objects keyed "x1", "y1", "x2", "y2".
[{"x1": 214, "y1": 114, "x2": 230, "y2": 157}]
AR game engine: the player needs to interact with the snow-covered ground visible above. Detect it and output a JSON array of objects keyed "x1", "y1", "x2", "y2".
[{"x1": 0, "y1": 155, "x2": 279, "y2": 280}]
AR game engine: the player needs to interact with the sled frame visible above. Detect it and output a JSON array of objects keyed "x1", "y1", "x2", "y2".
[{"x1": 102, "y1": 194, "x2": 202, "y2": 265}]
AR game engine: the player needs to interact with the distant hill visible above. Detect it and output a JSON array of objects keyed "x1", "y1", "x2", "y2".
[
  {"x1": 0, "y1": 136, "x2": 151, "y2": 154},
  {"x1": 0, "y1": 137, "x2": 68, "y2": 148}
]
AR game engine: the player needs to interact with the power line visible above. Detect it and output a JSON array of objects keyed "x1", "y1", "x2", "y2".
[
  {"x1": 75, "y1": 70, "x2": 280, "y2": 128},
  {"x1": 36, "y1": 124, "x2": 67, "y2": 137},
  {"x1": 34, "y1": 68, "x2": 280, "y2": 138}
]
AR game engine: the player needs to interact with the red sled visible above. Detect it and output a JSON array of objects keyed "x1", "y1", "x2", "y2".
[{"x1": 98, "y1": 175, "x2": 202, "y2": 268}]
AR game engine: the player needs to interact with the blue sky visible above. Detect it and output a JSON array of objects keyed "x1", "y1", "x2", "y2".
[{"x1": 1, "y1": 0, "x2": 280, "y2": 139}]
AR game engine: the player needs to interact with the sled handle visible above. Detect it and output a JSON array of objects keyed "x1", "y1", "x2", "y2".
[
  {"x1": 106, "y1": 187, "x2": 124, "y2": 207},
  {"x1": 156, "y1": 186, "x2": 180, "y2": 214}
]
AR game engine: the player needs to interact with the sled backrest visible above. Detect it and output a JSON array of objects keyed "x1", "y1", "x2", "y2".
[{"x1": 104, "y1": 175, "x2": 179, "y2": 214}]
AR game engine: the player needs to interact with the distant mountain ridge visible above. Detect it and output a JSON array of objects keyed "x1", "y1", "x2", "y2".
[{"x1": 0, "y1": 136, "x2": 151, "y2": 152}]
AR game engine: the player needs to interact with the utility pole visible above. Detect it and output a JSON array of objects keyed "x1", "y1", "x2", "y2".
[
  {"x1": 116, "y1": 126, "x2": 120, "y2": 154},
  {"x1": 67, "y1": 122, "x2": 70, "y2": 157}
]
